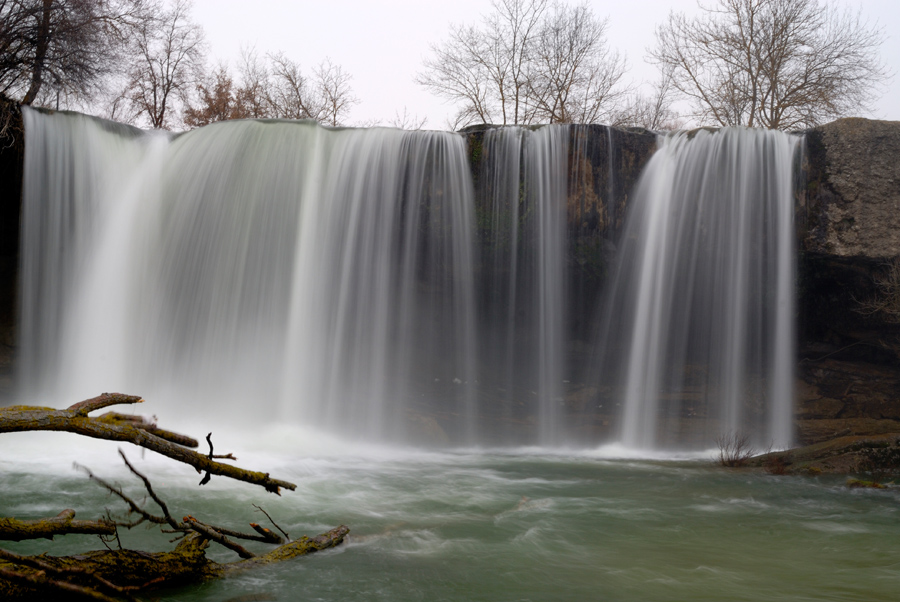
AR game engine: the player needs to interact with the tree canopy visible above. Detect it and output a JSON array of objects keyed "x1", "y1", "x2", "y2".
[
  {"x1": 651, "y1": 0, "x2": 888, "y2": 129},
  {"x1": 183, "y1": 50, "x2": 359, "y2": 128},
  {"x1": 0, "y1": 0, "x2": 149, "y2": 107},
  {"x1": 417, "y1": 0, "x2": 627, "y2": 127},
  {"x1": 0, "y1": 0, "x2": 891, "y2": 131}
]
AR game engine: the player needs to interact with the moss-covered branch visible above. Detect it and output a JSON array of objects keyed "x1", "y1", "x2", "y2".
[
  {"x1": 0, "y1": 393, "x2": 295, "y2": 493},
  {"x1": 0, "y1": 525, "x2": 350, "y2": 600},
  {"x1": 0, "y1": 510, "x2": 115, "y2": 542}
]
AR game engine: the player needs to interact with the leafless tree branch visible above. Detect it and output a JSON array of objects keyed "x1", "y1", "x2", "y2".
[{"x1": 650, "y1": 0, "x2": 888, "y2": 129}]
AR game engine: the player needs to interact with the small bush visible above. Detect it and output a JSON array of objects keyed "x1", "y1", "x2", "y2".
[{"x1": 716, "y1": 431, "x2": 756, "y2": 467}]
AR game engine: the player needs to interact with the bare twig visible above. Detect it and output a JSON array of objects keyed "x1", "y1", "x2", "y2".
[
  {"x1": 716, "y1": 431, "x2": 756, "y2": 467},
  {"x1": 117, "y1": 450, "x2": 181, "y2": 530},
  {"x1": 254, "y1": 504, "x2": 291, "y2": 541},
  {"x1": 183, "y1": 517, "x2": 255, "y2": 559},
  {"x1": 75, "y1": 462, "x2": 170, "y2": 529}
]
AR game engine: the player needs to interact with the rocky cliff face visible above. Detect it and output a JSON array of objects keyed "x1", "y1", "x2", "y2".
[
  {"x1": 795, "y1": 118, "x2": 900, "y2": 444},
  {"x1": 801, "y1": 118, "x2": 900, "y2": 258},
  {"x1": 0, "y1": 98, "x2": 22, "y2": 401}
]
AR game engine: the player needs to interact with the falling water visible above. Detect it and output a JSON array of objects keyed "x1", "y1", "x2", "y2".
[
  {"x1": 476, "y1": 125, "x2": 568, "y2": 444},
  {"x1": 17, "y1": 110, "x2": 799, "y2": 449},
  {"x1": 597, "y1": 128, "x2": 799, "y2": 450},
  {"x1": 19, "y1": 109, "x2": 477, "y2": 442}
]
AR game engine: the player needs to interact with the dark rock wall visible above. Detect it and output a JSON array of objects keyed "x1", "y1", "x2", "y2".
[
  {"x1": 565, "y1": 125, "x2": 657, "y2": 339},
  {"x1": 0, "y1": 98, "x2": 22, "y2": 401},
  {"x1": 795, "y1": 118, "x2": 900, "y2": 443}
]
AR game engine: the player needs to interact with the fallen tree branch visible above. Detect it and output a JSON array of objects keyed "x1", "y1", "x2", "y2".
[
  {"x1": 0, "y1": 393, "x2": 295, "y2": 494},
  {"x1": 183, "y1": 517, "x2": 255, "y2": 559},
  {"x1": 0, "y1": 510, "x2": 116, "y2": 542},
  {"x1": 253, "y1": 504, "x2": 290, "y2": 541},
  {"x1": 0, "y1": 549, "x2": 139, "y2": 601},
  {"x1": 222, "y1": 525, "x2": 350, "y2": 573},
  {"x1": 0, "y1": 566, "x2": 124, "y2": 602},
  {"x1": 101, "y1": 413, "x2": 199, "y2": 448},
  {"x1": 0, "y1": 525, "x2": 350, "y2": 599}
]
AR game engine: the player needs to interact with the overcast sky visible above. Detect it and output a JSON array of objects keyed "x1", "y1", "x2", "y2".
[{"x1": 191, "y1": 0, "x2": 900, "y2": 130}]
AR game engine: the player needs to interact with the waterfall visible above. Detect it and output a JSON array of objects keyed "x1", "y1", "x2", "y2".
[
  {"x1": 596, "y1": 128, "x2": 799, "y2": 450},
  {"x1": 19, "y1": 109, "x2": 477, "y2": 441},
  {"x1": 476, "y1": 125, "x2": 568, "y2": 444},
  {"x1": 17, "y1": 110, "x2": 799, "y2": 449}
]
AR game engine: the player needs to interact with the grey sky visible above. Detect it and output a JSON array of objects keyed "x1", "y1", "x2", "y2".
[{"x1": 192, "y1": 0, "x2": 899, "y2": 129}]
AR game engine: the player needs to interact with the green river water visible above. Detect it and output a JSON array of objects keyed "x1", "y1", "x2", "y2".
[{"x1": 2, "y1": 430, "x2": 898, "y2": 601}]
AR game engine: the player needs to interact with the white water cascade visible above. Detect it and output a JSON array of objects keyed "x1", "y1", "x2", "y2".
[
  {"x1": 16, "y1": 110, "x2": 800, "y2": 449},
  {"x1": 477, "y1": 126, "x2": 568, "y2": 444},
  {"x1": 596, "y1": 128, "x2": 800, "y2": 450},
  {"x1": 19, "y1": 109, "x2": 478, "y2": 441}
]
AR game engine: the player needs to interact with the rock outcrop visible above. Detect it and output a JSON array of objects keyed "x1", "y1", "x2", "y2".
[
  {"x1": 801, "y1": 118, "x2": 900, "y2": 258},
  {"x1": 794, "y1": 118, "x2": 900, "y2": 444}
]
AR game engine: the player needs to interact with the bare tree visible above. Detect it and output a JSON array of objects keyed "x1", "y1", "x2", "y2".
[
  {"x1": 651, "y1": 0, "x2": 888, "y2": 130},
  {"x1": 265, "y1": 51, "x2": 325, "y2": 121},
  {"x1": 527, "y1": 2, "x2": 627, "y2": 124},
  {"x1": 184, "y1": 50, "x2": 359, "y2": 128},
  {"x1": 119, "y1": 0, "x2": 204, "y2": 129},
  {"x1": 484, "y1": 0, "x2": 548, "y2": 124},
  {"x1": 182, "y1": 63, "x2": 243, "y2": 128},
  {"x1": 233, "y1": 46, "x2": 270, "y2": 118},
  {"x1": 313, "y1": 58, "x2": 358, "y2": 126},
  {"x1": 388, "y1": 106, "x2": 427, "y2": 130},
  {"x1": 0, "y1": 0, "x2": 150, "y2": 107},
  {"x1": 417, "y1": 22, "x2": 496, "y2": 126},
  {"x1": 612, "y1": 72, "x2": 684, "y2": 131},
  {"x1": 418, "y1": 0, "x2": 547, "y2": 126},
  {"x1": 418, "y1": 0, "x2": 626, "y2": 127}
]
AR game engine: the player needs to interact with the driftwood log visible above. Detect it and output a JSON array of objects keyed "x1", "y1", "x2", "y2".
[{"x1": 0, "y1": 393, "x2": 349, "y2": 601}]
